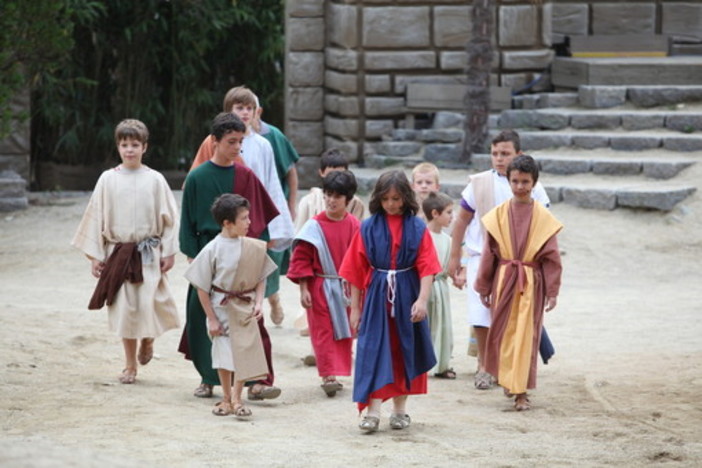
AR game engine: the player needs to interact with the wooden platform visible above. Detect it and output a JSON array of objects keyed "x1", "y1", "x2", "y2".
[{"x1": 552, "y1": 57, "x2": 702, "y2": 88}]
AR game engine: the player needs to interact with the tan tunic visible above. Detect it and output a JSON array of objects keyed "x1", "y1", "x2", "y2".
[
  {"x1": 185, "y1": 236, "x2": 276, "y2": 382},
  {"x1": 71, "y1": 166, "x2": 180, "y2": 339}
]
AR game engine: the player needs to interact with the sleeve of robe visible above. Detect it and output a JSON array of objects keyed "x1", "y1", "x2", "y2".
[
  {"x1": 539, "y1": 235, "x2": 562, "y2": 297},
  {"x1": 339, "y1": 232, "x2": 371, "y2": 291},
  {"x1": 179, "y1": 172, "x2": 201, "y2": 259},
  {"x1": 184, "y1": 243, "x2": 215, "y2": 292},
  {"x1": 234, "y1": 163, "x2": 280, "y2": 239},
  {"x1": 474, "y1": 234, "x2": 500, "y2": 297},
  {"x1": 286, "y1": 240, "x2": 317, "y2": 284},
  {"x1": 155, "y1": 172, "x2": 180, "y2": 257},
  {"x1": 189, "y1": 136, "x2": 214, "y2": 172},
  {"x1": 71, "y1": 172, "x2": 108, "y2": 261}
]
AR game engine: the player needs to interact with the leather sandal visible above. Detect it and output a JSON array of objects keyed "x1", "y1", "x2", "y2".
[
  {"x1": 359, "y1": 415, "x2": 380, "y2": 433},
  {"x1": 389, "y1": 413, "x2": 411, "y2": 430}
]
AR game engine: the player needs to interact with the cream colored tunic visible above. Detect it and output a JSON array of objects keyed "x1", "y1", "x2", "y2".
[
  {"x1": 295, "y1": 187, "x2": 366, "y2": 231},
  {"x1": 71, "y1": 166, "x2": 180, "y2": 339},
  {"x1": 185, "y1": 236, "x2": 276, "y2": 381}
]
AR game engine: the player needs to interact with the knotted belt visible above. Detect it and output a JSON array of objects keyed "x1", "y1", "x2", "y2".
[
  {"x1": 499, "y1": 259, "x2": 538, "y2": 294},
  {"x1": 211, "y1": 285, "x2": 255, "y2": 306}
]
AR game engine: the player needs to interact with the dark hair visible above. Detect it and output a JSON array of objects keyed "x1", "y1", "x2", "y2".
[
  {"x1": 211, "y1": 112, "x2": 246, "y2": 140},
  {"x1": 368, "y1": 170, "x2": 418, "y2": 216},
  {"x1": 491, "y1": 129, "x2": 521, "y2": 153},
  {"x1": 210, "y1": 193, "x2": 250, "y2": 227},
  {"x1": 422, "y1": 191, "x2": 453, "y2": 221},
  {"x1": 506, "y1": 154, "x2": 539, "y2": 184},
  {"x1": 322, "y1": 170, "x2": 357, "y2": 204},
  {"x1": 319, "y1": 148, "x2": 349, "y2": 171}
]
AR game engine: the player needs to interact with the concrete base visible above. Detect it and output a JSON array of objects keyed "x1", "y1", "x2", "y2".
[{"x1": 552, "y1": 57, "x2": 702, "y2": 88}]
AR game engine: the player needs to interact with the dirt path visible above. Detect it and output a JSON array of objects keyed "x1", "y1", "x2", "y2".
[{"x1": 1, "y1": 164, "x2": 701, "y2": 466}]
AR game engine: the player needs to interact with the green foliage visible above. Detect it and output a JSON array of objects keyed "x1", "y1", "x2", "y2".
[{"x1": 30, "y1": 0, "x2": 285, "y2": 168}]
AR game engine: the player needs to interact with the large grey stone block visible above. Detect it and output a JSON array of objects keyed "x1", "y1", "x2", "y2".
[
  {"x1": 325, "y1": 48, "x2": 358, "y2": 72},
  {"x1": 499, "y1": 5, "x2": 539, "y2": 47},
  {"x1": 592, "y1": 160, "x2": 642, "y2": 176},
  {"x1": 365, "y1": 97, "x2": 405, "y2": 117},
  {"x1": 663, "y1": 136, "x2": 702, "y2": 152},
  {"x1": 288, "y1": 0, "x2": 324, "y2": 17},
  {"x1": 662, "y1": 3, "x2": 702, "y2": 42},
  {"x1": 329, "y1": 4, "x2": 357, "y2": 48},
  {"x1": 512, "y1": 95, "x2": 540, "y2": 110},
  {"x1": 324, "y1": 116, "x2": 359, "y2": 139},
  {"x1": 572, "y1": 135, "x2": 610, "y2": 149},
  {"x1": 533, "y1": 111, "x2": 570, "y2": 130},
  {"x1": 621, "y1": 113, "x2": 666, "y2": 131},
  {"x1": 394, "y1": 74, "x2": 474, "y2": 94},
  {"x1": 434, "y1": 6, "x2": 471, "y2": 47},
  {"x1": 470, "y1": 153, "x2": 492, "y2": 172},
  {"x1": 365, "y1": 75, "x2": 391, "y2": 94},
  {"x1": 571, "y1": 114, "x2": 621, "y2": 130},
  {"x1": 424, "y1": 144, "x2": 463, "y2": 167},
  {"x1": 366, "y1": 120, "x2": 394, "y2": 139},
  {"x1": 520, "y1": 133, "x2": 571, "y2": 150},
  {"x1": 643, "y1": 161, "x2": 694, "y2": 179},
  {"x1": 579, "y1": 86, "x2": 627, "y2": 108},
  {"x1": 499, "y1": 110, "x2": 537, "y2": 129},
  {"x1": 610, "y1": 135, "x2": 661, "y2": 151},
  {"x1": 502, "y1": 50, "x2": 555, "y2": 71},
  {"x1": 325, "y1": 137, "x2": 359, "y2": 163},
  {"x1": 627, "y1": 86, "x2": 702, "y2": 108},
  {"x1": 288, "y1": 121, "x2": 323, "y2": 155},
  {"x1": 0, "y1": 174, "x2": 26, "y2": 198},
  {"x1": 376, "y1": 141, "x2": 422, "y2": 157},
  {"x1": 440, "y1": 51, "x2": 468, "y2": 71},
  {"x1": 539, "y1": 158, "x2": 591, "y2": 175},
  {"x1": 616, "y1": 186, "x2": 696, "y2": 211},
  {"x1": 665, "y1": 115, "x2": 702, "y2": 133},
  {"x1": 538, "y1": 92, "x2": 578, "y2": 108},
  {"x1": 592, "y1": 3, "x2": 656, "y2": 35},
  {"x1": 501, "y1": 73, "x2": 533, "y2": 92},
  {"x1": 391, "y1": 129, "x2": 418, "y2": 141},
  {"x1": 552, "y1": 4, "x2": 588, "y2": 36},
  {"x1": 0, "y1": 197, "x2": 28, "y2": 212},
  {"x1": 365, "y1": 154, "x2": 417, "y2": 170},
  {"x1": 562, "y1": 187, "x2": 617, "y2": 210},
  {"x1": 288, "y1": 87, "x2": 324, "y2": 120},
  {"x1": 288, "y1": 18, "x2": 325, "y2": 51},
  {"x1": 541, "y1": 1, "x2": 552, "y2": 47},
  {"x1": 296, "y1": 156, "x2": 323, "y2": 189},
  {"x1": 544, "y1": 185, "x2": 563, "y2": 204},
  {"x1": 418, "y1": 129, "x2": 464, "y2": 143},
  {"x1": 324, "y1": 95, "x2": 360, "y2": 116},
  {"x1": 365, "y1": 51, "x2": 436, "y2": 71},
  {"x1": 325, "y1": 70, "x2": 358, "y2": 94},
  {"x1": 364, "y1": 7, "x2": 430, "y2": 48},
  {"x1": 288, "y1": 52, "x2": 324, "y2": 87},
  {"x1": 433, "y1": 112, "x2": 465, "y2": 129}
]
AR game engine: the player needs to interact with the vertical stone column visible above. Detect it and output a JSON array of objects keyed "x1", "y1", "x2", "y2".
[{"x1": 286, "y1": 0, "x2": 326, "y2": 187}]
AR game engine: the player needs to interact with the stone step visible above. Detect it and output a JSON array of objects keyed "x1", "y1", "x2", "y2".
[
  {"x1": 350, "y1": 163, "x2": 697, "y2": 211},
  {"x1": 0, "y1": 170, "x2": 28, "y2": 212},
  {"x1": 498, "y1": 108, "x2": 702, "y2": 133},
  {"x1": 515, "y1": 86, "x2": 702, "y2": 110}
]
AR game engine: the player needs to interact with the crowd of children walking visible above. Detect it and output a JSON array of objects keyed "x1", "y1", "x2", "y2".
[{"x1": 72, "y1": 85, "x2": 563, "y2": 431}]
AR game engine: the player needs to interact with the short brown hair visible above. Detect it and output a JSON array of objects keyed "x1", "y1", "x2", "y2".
[
  {"x1": 211, "y1": 193, "x2": 250, "y2": 226},
  {"x1": 222, "y1": 86, "x2": 257, "y2": 113},
  {"x1": 491, "y1": 129, "x2": 521, "y2": 153},
  {"x1": 422, "y1": 191, "x2": 453, "y2": 221},
  {"x1": 114, "y1": 119, "x2": 149, "y2": 144}
]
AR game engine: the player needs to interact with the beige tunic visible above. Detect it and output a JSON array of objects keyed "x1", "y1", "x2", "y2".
[
  {"x1": 295, "y1": 187, "x2": 365, "y2": 231},
  {"x1": 71, "y1": 166, "x2": 180, "y2": 338},
  {"x1": 185, "y1": 236, "x2": 276, "y2": 381}
]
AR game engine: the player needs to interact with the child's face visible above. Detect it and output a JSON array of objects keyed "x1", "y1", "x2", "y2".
[
  {"x1": 223, "y1": 208, "x2": 251, "y2": 237},
  {"x1": 433, "y1": 204, "x2": 453, "y2": 228},
  {"x1": 213, "y1": 130, "x2": 244, "y2": 163},
  {"x1": 323, "y1": 191, "x2": 348, "y2": 219},
  {"x1": 508, "y1": 170, "x2": 535, "y2": 203},
  {"x1": 231, "y1": 103, "x2": 256, "y2": 128},
  {"x1": 412, "y1": 172, "x2": 439, "y2": 200},
  {"x1": 491, "y1": 141, "x2": 520, "y2": 176},
  {"x1": 117, "y1": 138, "x2": 147, "y2": 170},
  {"x1": 319, "y1": 166, "x2": 346, "y2": 178},
  {"x1": 380, "y1": 187, "x2": 404, "y2": 216}
]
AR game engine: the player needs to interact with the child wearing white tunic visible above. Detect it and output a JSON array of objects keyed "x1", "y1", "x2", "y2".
[
  {"x1": 185, "y1": 194, "x2": 277, "y2": 419},
  {"x1": 72, "y1": 119, "x2": 180, "y2": 385}
]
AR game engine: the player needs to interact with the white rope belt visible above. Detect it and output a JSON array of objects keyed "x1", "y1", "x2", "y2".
[{"x1": 375, "y1": 266, "x2": 413, "y2": 317}]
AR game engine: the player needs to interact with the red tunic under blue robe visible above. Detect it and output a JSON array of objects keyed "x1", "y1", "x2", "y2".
[
  {"x1": 287, "y1": 212, "x2": 360, "y2": 377},
  {"x1": 340, "y1": 212, "x2": 441, "y2": 409}
]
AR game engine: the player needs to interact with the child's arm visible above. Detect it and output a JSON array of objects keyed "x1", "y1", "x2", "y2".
[
  {"x1": 90, "y1": 257, "x2": 105, "y2": 278},
  {"x1": 197, "y1": 288, "x2": 224, "y2": 336},
  {"x1": 410, "y1": 275, "x2": 434, "y2": 322},
  {"x1": 448, "y1": 207, "x2": 474, "y2": 285},
  {"x1": 299, "y1": 279, "x2": 312, "y2": 309},
  {"x1": 160, "y1": 254, "x2": 175, "y2": 273},
  {"x1": 452, "y1": 265, "x2": 467, "y2": 289},
  {"x1": 286, "y1": 166, "x2": 298, "y2": 220},
  {"x1": 349, "y1": 284, "x2": 362, "y2": 332},
  {"x1": 252, "y1": 278, "x2": 266, "y2": 320},
  {"x1": 545, "y1": 297, "x2": 557, "y2": 312}
]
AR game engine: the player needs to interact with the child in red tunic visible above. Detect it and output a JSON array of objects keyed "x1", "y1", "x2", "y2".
[
  {"x1": 287, "y1": 171, "x2": 361, "y2": 397},
  {"x1": 339, "y1": 170, "x2": 441, "y2": 433}
]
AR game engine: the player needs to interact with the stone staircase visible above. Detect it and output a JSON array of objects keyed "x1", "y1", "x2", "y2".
[{"x1": 362, "y1": 85, "x2": 702, "y2": 211}]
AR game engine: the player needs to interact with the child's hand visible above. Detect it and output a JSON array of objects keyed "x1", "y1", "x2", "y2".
[
  {"x1": 350, "y1": 306, "x2": 362, "y2": 333},
  {"x1": 252, "y1": 303, "x2": 263, "y2": 320},
  {"x1": 480, "y1": 295, "x2": 491, "y2": 308},
  {"x1": 410, "y1": 300, "x2": 428, "y2": 322},
  {"x1": 452, "y1": 267, "x2": 467, "y2": 289},
  {"x1": 300, "y1": 289, "x2": 312, "y2": 309},
  {"x1": 91, "y1": 259, "x2": 105, "y2": 278},
  {"x1": 160, "y1": 254, "x2": 175, "y2": 273},
  {"x1": 545, "y1": 296, "x2": 557, "y2": 312},
  {"x1": 207, "y1": 316, "x2": 224, "y2": 336}
]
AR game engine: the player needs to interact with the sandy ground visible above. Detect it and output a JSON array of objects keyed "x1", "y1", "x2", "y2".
[{"x1": 1, "y1": 163, "x2": 701, "y2": 467}]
